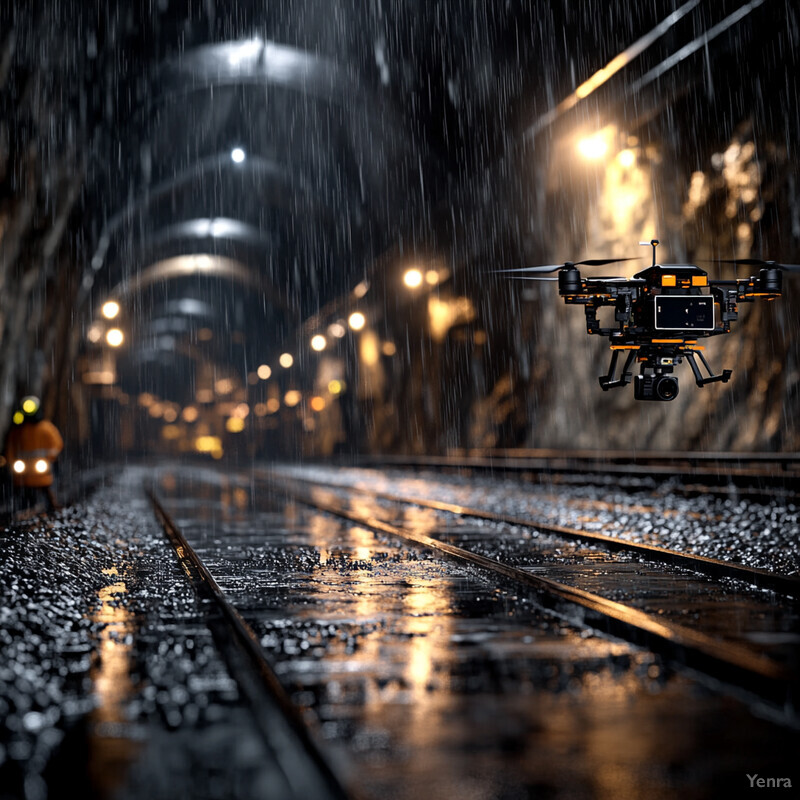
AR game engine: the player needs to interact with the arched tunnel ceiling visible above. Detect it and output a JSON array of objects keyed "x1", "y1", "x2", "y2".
[{"x1": 6, "y1": 0, "x2": 796, "y2": 423}]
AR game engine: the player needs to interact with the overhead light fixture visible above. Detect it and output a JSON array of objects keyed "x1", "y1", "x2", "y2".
[
  {"x1": 231, "y1": 147, "x2": 246, "y2": 163},
  {"x1": 101, "y1": 300, "x2": 120, "y2": 319},
  {"x1": 403, "y1": 268, "x2": 423, "y2": 289},
  {"x1": 106, "y1": 328, "x2": 124, "y2": 347},
  {"x1": 577, "y1": 134, "x2": 608, "y2": 160},
  {"x1": 257, "y1": 364, "x2": 272, "y2": 380},
  {"x1": 310, "y1": 335, "x2": 327, "y2": 352},
  {"x1": 348, "y1": 312, "x2": 366, "y2": 331},
  {"x1": 279, "y1": 353, "x2": 294, "y2": 368}
]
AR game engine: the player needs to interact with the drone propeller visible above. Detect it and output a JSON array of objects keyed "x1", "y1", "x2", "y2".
[
  {"x1": 712, "y1": 258, "x2": 800, "y2": 272},
  {"x1": 506, "y1": 276, "x2": 559, "y2": 281},
  {"x1": 494, "y1": 257, "x2": 639, "y2": 275}
]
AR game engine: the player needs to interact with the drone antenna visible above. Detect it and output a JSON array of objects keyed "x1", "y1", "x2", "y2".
[{"x1": 639, "y1": 238, "x2": 659, "y2": 267}]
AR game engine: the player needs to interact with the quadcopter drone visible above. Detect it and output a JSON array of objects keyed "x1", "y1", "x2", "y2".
[{"x1": 501, "y1": 240, "x2": 798, "y2": 401}]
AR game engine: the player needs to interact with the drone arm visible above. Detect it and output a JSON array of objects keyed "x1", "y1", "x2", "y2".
[{"x1": 685, "y1": 349, "x2": 732, "y2": 387}]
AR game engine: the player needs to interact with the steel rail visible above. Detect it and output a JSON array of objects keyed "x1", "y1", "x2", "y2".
[
  {"x1": 265, "y1": 471, "x2": 800, "y2": 599},
  {"x1": 148, "y1": 491, "x2": 351, "y2": 800},
  {"x1": 353, "y1": 453, "x2": 799, "y2": 498},
  {"x1": 266, "y1": 476, "x2": 797, "y2": 712}
]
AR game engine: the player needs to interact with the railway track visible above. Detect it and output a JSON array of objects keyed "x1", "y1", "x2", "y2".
[
  {"x1": 356, "y1": 450, "x2": 800, "y2": 498},
  {"x1": 148, "y1": 491, "x2": 350, "y2": 800},
  {"x1": 260, "y1": 469, "x2": 800, "y2": 716}
]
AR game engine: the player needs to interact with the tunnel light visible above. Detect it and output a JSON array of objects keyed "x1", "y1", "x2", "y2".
[
  {"x1": 403, "y1": 268, "x2": 423, "y2": 289},
  {"x1": 618, "y1": 149, "x2": 636, "y2": 168},
  {"x1": 353, "y1": 281, "x2": 370, "y2": 298},
  {"x1": 13, "y1": 460, "x2": 25, "y2": 474},
  {"x1": 162, "y1": 407, "x2": 178, "y2": 423},
  {"x1": 348, "y1": 312, "x2": 366, "y2": 331},
  {"x1": 106, "y1": 328, "x2": 124, "y2": 347},
  {"x1": 226, "y1": 416, "x2": 246, "y2": 433},
  {"x1": 327, "y1": 379, "x2": 344, "y2": 395},
  {"x1": 381, "y1": 341, "x2": 397, "y2": 356},
  {"x1": 101, "y1": 300, "x2": 120, "y2": 320},
  {"x1": 425, "y1": 270, "x2": 440, "y2": 286},
  {"x1": 284, "y1": 390, "x2": 301, "y2": 407},
  {"x1": 231, "y1": 147, "x2": 246, "y2": 163},
  {"x1": 87, "y1": 325, "x2": 102, "y2": 343},
  {"x1": 182, "y1": 406, "x2": 199, "y2": 423},
  {"x1": 310, "y1": 396, "x2": 326, "y2": 412},
  {"x1": 257, "y1": 364, "x2": 272, "y2": 380},
  {"x1": 310, "y1": 334, "x2": 327, "y2": 352},
  {"x1": 279, "y1": 353, "x2": 294, "y2": 368},
  {"x1": 266, "y1": 398, "x2": 280, "y2": 414},
  {"x1": 578, "y1": 133, "x2": 609, "y2": 160},
  {"x1": 328, "y1": 322, "x2": 346, "y2": 339}
]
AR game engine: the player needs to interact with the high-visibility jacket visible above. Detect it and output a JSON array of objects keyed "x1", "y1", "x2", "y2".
[{"x1": 5, "y1": 420, "x2": 64, "y2": 488}]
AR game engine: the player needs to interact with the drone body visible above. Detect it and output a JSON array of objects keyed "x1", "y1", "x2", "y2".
[{"x1": 504, "y1": 240, "x2": 790, "y2": 401}]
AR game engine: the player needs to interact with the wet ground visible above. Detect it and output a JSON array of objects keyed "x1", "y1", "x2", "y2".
[{"x1": 1, "y1": 462, "x2": 799, "y2": 799}]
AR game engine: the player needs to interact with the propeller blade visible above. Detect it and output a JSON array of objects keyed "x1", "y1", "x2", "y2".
[
  {"x1": 576, "y1": 257, "x2": 640, "y2": 266},
  {"x1": 508, "y1": 276, "x2": 559, "y2": 281},
  {"x1": 493, "y1": 264, "x2": 565, "y2": 274},
  {"x1": 495, "y1": 256, "x2": 640, "y2": 274},
  {"x1": 712, "y1": 259, "x2": 800, "y2": 272}
]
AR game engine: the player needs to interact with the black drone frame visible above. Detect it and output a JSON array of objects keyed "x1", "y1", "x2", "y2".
[{"x1": 499, "y1": 239, "x2": 795, "y2": 401}]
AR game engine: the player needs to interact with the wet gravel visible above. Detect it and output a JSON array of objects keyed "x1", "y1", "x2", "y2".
[
  {"x1": 277, "y1": 465, "x2": 800, "y2": 574},
  {"x1": 0, "y1": 471, "x2": 298, "y2": 800}
]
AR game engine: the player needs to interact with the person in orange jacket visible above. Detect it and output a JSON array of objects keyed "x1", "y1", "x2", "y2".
[{"x1": 4, "y1": 396, "x2": 64, "y2": 512}]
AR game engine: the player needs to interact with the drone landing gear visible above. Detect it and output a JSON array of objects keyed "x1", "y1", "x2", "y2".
[
  {"x1": 684, "y1": 350, "x2": 732, "y2": 387},
  {"x1": 599, "y1": 349, "x2": 636, "y2": 390}
]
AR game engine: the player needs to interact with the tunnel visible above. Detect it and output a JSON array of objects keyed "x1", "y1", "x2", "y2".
[{"x1": 1, "y1": 2, "x2": 799, "y2": 799}]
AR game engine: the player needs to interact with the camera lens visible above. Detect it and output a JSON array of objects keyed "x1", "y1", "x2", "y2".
[{"x1": 655, "y1": 375, "x2": 679, "y2": 401}]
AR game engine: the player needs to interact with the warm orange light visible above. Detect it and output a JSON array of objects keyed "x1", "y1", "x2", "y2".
[
  {"x1": 692, "y1": 275, "x2": 708, "y2": 287},
  {"x1": 348, "y1": 312, "x2": 366, "y2": 331},
  {"x1": 661, "y1": 274, "x2": 677, "y2": 287},
  {"x1": 403, "y1": 268, "x2": 423, "y2": 289},
  {"x1": 257, "y1": 364, "x2": 272, "y2": 380},
  {"x1": 310, "y1": 335, "x2": 327, "y2": 352},
  {"x1": 266, "y1": 398, "x2": 280, "y2": 414},
  {"x1": 106, "y1": 328, "x2": 124, "y2": 347},
  {"x1": 381, "y1": 341, "x2": 397, "y2": 356},
  {"x1": 101, "y1": 301, "x2": 120, "y2": 320},
  {"x1": 279, "y1": 353, "x2": 294, "y2": 368},
  {"x1": 182, "y1": 406, "x2": 199, "y2": 423},
  {"x1": 577, "y1": 133, "x2": 609, "y2": 160},
  {"x1": 310, "y1": 396, "x2": 326, "y2": 412},
  {"x1": 284, "y1": 390, "x2": 301, "y2": 407},
  {"x1": 226, "y1": 417, "x2": 245, "y2": 433},
  {"x1": 327, "y1": 379, "x2": 343, "y2": 395}
]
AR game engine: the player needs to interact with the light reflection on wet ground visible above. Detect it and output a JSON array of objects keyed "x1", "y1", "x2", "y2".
[
  {"x1": 155, "y1": 465, "x2": 800, "y2": 799},
  {"x1": 86, "y1": 568, "x2": 142, "y2": 797}
]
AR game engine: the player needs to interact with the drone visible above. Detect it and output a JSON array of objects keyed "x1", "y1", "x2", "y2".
[{"x1": 500, "y1": 239, "x2": 798, "y2": 401}]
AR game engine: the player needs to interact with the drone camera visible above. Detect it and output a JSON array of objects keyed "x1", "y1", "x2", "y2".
[{"x1": 634, "y1": 373, "x2": 680, "y2": 401}]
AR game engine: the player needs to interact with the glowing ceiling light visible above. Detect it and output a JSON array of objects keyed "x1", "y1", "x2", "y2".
[
  {"x1": 87, "y1": 325, "x2": 102, "y2": 343},
  {"x1": 279, "y1": 352, "x2": 294, "y2": 368},
  {"x1": 425, "y1": 270, "x2": 440, "y2": 286},
  {"x1": 226, "y1": 416, "x2": 246, "y2": 433},
  {"x1": 403, "y1": 268, "x2": 423, "y2": 289},
  {"x1": 328, "y1": 322, "x2": 346, "y2": 339},
  {"x1": 348, "y1": 312, "x2": 366, "y2": 331},
  {"x1": 310, "y1": 396, "x2": 326, "y2": 412},
  {"x1": 106, "y1": 328, "x2": 124, "y2": 347},
  {"x1": 284, "y1": 390, "x2": 301, "y2": 407},
  {"x1": 310, "y1": 334, "x2": 327, "y2": 352},
  {"x1": 257, "y1": 364, "x2": 272, "y2": 380},
  {"x1": 577, "y1": 133, "x2": 609, "y2": 160},
  {"x1": 618, "y1": 149, "x2": 636, "y2": 168},
  {"x1": 231, "y1": 147, "x2": 246, "y2": 163},
  {"x1": 101, "y1": 300, "x2": 120, "y2": 320}
]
